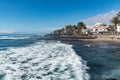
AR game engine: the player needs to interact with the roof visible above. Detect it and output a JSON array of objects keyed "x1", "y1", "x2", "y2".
[{"x1": 88, "y1": 26, "x2": 108, "y2": 29}]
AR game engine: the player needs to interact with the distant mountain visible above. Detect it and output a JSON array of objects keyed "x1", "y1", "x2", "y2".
[{"x1": 82, "y1": 11, "x2": 119, "y2": 26}]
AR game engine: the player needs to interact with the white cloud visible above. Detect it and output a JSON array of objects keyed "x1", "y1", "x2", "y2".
[{"x1": 82, "y1": 10, "x2": 119, "y2": 26}]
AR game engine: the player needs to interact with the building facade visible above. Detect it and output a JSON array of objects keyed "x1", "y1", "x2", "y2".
[
  {"x1": 87, "y1": 21, "x2": 108, "y2": 34},
  {"x1": 117, "y1": 24, "x2": 120, "y2": 32}
]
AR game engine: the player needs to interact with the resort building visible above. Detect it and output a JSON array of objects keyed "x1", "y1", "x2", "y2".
[
  {"x1": 87, "y1": 21, "x2": 108, "y2": 34},
  {"x1": 117, "y1": 24, "x2": 120, "y2": 32}
]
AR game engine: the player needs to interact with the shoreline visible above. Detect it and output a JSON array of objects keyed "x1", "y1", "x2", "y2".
[
  {"x1": 80, "y1": 34, "x2": 120, "y2": 44},
  {"x1": 51, "y1": 34, "x2": 120, "y2": 44},
  {"x1": 80, "y1": 39, "x2": 120, "y2": 45}
]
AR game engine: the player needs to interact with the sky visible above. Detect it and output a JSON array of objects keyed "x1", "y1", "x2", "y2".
[{"x1": 0, "y1": 0, "x2": 120, "y2": 34}]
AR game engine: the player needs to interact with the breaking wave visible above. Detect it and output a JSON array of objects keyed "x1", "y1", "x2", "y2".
[
  {"x1": 0, "y1": 41, "x2": 90, "y2": 80},
  {"x1": 0, "y1": 35, "x2": 31, "y2": 40}
]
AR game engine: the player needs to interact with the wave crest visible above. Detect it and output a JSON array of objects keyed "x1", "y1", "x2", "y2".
[{"x1": 0, "y1": 41, "x2": 90, "y2": 80}]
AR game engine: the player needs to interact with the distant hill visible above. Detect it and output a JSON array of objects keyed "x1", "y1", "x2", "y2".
[{"x1": 82, "y1": 11, "x2": 119, "y2": 26}]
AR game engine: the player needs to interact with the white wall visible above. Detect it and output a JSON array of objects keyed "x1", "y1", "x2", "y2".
[
  {"x1": 98, "y1": 28, "x2": 107, "y2": 32},
  {"x1": 117, "y1": 26, "x2": 120, "y2": 32}
]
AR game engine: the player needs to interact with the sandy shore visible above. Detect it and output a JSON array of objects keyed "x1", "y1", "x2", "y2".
[
  {"x1": 53, "y1": 34, "x2": 120, "y2": 44},
  {"x1": 52, "y1": 34, "x2": 120, "y2": 44},
  {"x1": 80, "y1": 34, "x2": 120, "y2": 44}
]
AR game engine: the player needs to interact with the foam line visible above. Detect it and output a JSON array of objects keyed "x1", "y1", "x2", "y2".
[{"x1": 0, "y1": 41, "x2": 90, "y2": 80}]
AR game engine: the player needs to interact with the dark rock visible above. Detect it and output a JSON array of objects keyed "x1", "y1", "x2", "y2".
[{"x1": 106, "y1": 78, "x2": 117, "y2": 80}]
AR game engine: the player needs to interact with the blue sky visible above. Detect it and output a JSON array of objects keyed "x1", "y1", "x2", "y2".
[{"x1": 0, "y1": 0, "x2": 120, "y2": 34}]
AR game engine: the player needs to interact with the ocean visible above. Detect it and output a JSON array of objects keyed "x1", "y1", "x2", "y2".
[
  {"x1": 0, "y1": 34, "x2": 120, "y2": 80},
  {"x1": 0, "y1": 34, "x2": 89, "y2": 80}
]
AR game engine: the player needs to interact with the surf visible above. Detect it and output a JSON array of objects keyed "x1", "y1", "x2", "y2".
[{"x1": 0, "y1": 40, "x2": 90, "y2": 80}]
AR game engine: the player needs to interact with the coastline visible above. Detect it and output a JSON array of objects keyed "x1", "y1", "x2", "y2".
[
  {"x1": 80, "y1": 34, "x2": 120, "y2": 44},
  {"x1": 51, "y1": 34, "x2": 120, "y2": 44}
]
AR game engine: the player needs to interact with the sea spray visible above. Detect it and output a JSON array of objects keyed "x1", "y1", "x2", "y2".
[{"x1": 0, "y1": 41, "x2": 90, "y2": 80}]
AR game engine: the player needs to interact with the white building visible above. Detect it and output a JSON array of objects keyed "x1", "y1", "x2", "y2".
[
  {"x1": 117, "y1": 24, "x2": 120, "y2": 32},
  {"x1": 87, "y1": 21, "x2": 108, "y2": 34}
]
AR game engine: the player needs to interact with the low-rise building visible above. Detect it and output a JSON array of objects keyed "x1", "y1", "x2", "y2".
[
  {"x1": 87, "y1": 21, "x2": 108, "y2": 34},
  {"x1": 117, "y1": 24, "x2": 120, "y2": 32}
]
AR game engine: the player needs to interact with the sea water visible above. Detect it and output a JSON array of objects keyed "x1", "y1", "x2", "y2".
[
  {"x1": 0, "y1": 34, "x2": 89, "y2": 80},
  {"x1": 67, "y1": 41, "x2": 120, "y2": 80}
]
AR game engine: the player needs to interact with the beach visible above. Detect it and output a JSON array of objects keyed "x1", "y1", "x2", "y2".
[
  {"x1": 51, "y1": 34, "x2": 120, "y2": 44},
  {"x1": 79, "y1": 34, "x2": 120, "y2": 45}
]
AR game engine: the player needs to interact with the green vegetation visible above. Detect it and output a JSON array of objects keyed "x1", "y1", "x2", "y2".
[
  {"x1": 117, "y1": 12, "x2": 120, "y2": 18},
  {"x1": 107, "y1": 25, "x2": 114, "y2": 33},
  {"x1": 111, "y1": 16, "x2": 120, "y2": 31},
  {"x1": 53, "y1": 22, "x2": 87, "y2": 35},
  {"x1": 111, "y1": 11, "x2": 120, "y2": 32}
]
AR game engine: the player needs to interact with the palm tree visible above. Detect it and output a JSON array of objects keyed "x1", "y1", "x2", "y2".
[
  {"x1": 77, "y1": 22, "x2": 86, "y2": 29},
  {"x1": 107, "y1": 25, "x2": 114, "y2": 33},
  {"x1": 111, "y1": 16, "x2": 120, "y2": 32},
  {"x1": 77, "y1": 22, "x2": 87, "y2": 34},
  {"x1": 117, "y1": 11, "x2": 120, "y2": 18},
  {"x1": 72, "y1": 25, "x2": 77, "y2": 35},
  {"x1": 64, "y1": 25, "x2": 73, "y2": 35}
]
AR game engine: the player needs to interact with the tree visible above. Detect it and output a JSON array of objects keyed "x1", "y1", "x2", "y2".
[
  {"x1": 64, "y1": 25, "x2": 73, "y2": 35},
  {"x1": 107, "y1": 25, "x2": 114, "y2": 33},
  {"x1": 111, "y1": 16, "x2": 120, "y2": 32},
  {"x1": 71, "y1": 25, "x2": 77, "y2": 35},
  {"x1": 117, "y1": 11, "x2": 120, "y2": 18},
  {"x1": 77, "y1": 22, "x2": 86, "y2": 29},
  {"x1": 77, "y1": 22, "x2": 87, "y2": 34}
]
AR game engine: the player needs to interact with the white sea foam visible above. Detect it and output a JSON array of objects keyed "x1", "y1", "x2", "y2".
[
  {"x1": 0, "y1": 41, "x2": 90, "y2": 80},
  {"x1": 0, "y1": 35, "x2": 30, "y2": 40}
]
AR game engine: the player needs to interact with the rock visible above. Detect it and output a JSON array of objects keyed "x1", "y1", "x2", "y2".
[{"x1": 106, "y1": 78, "x2": 117, "y2": 80}]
